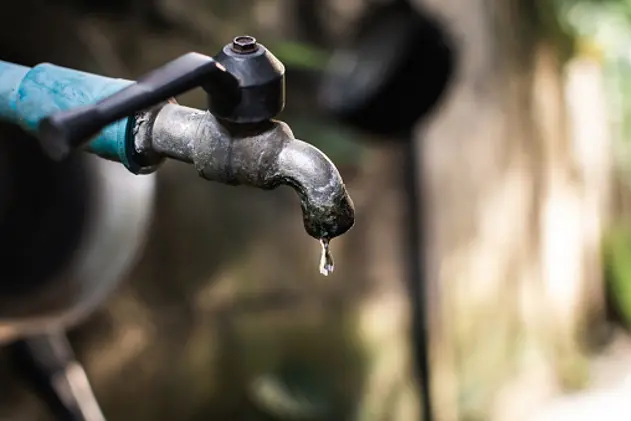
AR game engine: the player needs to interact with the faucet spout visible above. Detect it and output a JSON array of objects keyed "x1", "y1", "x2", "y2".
[
  {"x1": 143, "y1": 103, "x2": 355, "y2": 239},
  {"x1": 276, "y1": 138, "x2": 355, "y2": 239}
]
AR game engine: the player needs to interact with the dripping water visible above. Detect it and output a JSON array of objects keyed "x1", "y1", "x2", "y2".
[{"x1": 318, "y1": 238, "x2": 334, "y2": 276}]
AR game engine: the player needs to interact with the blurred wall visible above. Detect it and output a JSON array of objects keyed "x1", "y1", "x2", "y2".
[{"x1": 412, "y1": 1, "x2": 612, "y2": 420}]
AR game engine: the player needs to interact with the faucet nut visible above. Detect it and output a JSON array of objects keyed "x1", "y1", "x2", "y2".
[
  {"x1": 212, "y1": 36, "x2": 285, "y2": 123},
  {"x1": 231, "y1": 35, "x2": 259, "y2": 54}
]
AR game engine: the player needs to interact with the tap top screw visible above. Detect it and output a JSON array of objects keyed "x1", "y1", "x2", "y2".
[{"x1": 231, "y1": 35, "x2": 258, "y2": 54}]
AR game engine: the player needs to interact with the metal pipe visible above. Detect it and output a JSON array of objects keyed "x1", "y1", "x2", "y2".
[{"x1": 145, "y1": 103, "x2": 355, "y2": 240}]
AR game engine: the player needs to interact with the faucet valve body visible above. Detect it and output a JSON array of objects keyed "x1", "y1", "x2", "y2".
[{"x1": 144, "y1": 104, "x2": 354, "y2": 240}]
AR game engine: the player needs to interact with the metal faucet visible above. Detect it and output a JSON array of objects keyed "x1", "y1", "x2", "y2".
[
  {"x1": 0, "y1": 35, "x2": 355, "y2": 242},
  {"x1": 142, "y1": 105, "x2": 353, "y2": 239}
]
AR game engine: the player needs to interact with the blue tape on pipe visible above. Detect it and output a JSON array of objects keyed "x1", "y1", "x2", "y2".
[
  {"x1": 16, "y1": 64, "x2": 134, "y2": 165},
  {"x1": 0, "y1": 61, "x2": 29, "y2": 121},
  {"x1": 0, "y1": 61, "x2": 141, "y2": 171}
]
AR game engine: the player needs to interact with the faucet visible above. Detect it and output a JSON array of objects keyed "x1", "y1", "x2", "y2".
[
  {"x1": 142, "y1": 105, "x2": 353, "y2": 240},
  {"x1": 0, "y1": 35, "x2": 355, "y2": 244}
]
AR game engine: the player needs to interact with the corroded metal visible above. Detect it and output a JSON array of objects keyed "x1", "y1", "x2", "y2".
[{"x1": 148, "y1": 103, "x2": 355, "y2": 240}]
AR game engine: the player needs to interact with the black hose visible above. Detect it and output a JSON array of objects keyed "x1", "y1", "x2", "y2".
[{"x1": 402, "y1": 136, "x2": 433, "y2": 421}]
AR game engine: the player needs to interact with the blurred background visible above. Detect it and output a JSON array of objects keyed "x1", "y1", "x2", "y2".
[{"x1": 3, "y1": 0, "x2": 631, "y2": 420}]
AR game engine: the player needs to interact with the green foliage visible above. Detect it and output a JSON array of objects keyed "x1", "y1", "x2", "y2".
[
  {"x1": 271, "y1": 41, "x2": 330, "y2": 72},
  {"x1": 561, "y1": 0, "x2": 631, "y2": 21},
  {"x1": 554, "y1": 0, "x2": 631, "y2": 172},
  {"x1": 555, "y1": 0, "x2": 631, "y2": 49},
  {"x1": 528, "y1": 0, "x2": 576, "y2": 60},
  {"x1": 603, "y1": 226, "x2": 631, "y2": 328}
]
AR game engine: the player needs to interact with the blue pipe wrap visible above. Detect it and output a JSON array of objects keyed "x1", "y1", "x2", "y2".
[{"x1": 0, "y1": 61, "x2": 141, "y2": 172}]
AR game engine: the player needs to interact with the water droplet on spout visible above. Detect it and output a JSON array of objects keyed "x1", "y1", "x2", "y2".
[{"x1": 318, "y1": 238, "x2": 334, "y2": 276}]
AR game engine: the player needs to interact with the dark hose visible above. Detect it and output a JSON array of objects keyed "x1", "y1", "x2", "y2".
[{"x1": 402, "y1": 135, "x2": 433, "y2": 421}]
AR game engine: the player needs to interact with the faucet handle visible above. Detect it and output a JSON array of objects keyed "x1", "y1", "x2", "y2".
[{"x1": 37, "y1": 52, "x2": 240, "y2": 161}]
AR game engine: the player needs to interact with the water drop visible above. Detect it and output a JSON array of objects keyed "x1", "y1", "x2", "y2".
[{"x1": 318, "y1": 238, "x2": 334, "y2": 276}]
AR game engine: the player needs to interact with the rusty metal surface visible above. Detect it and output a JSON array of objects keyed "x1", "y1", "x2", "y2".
[{"x1": 148, "y1": 103, "x2": 355, "y2": 240}]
